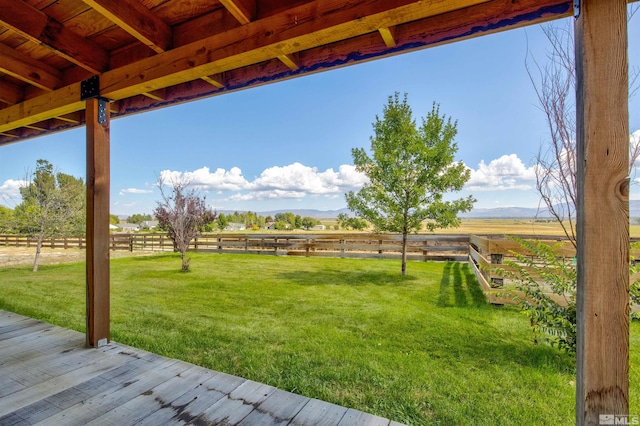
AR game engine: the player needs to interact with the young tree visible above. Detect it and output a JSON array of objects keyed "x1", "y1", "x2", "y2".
[
  {"x1": 154, "y1": 178, "x2": 215, "y2": 272},
  {"x1": 346, "y1": 93, "x2": 474, "y2": 275},
  {"x1": 216, "y1": 213, "x2": 229, "y2": 231},
  {"x1": 109, "y1": 214, "x2": 120, "y2": 225},
  {"x1": 14, "y1": 159, "x2": 85, "y2": 271}
]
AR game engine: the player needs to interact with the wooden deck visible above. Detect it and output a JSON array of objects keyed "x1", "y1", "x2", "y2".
[{"x1": 0, "y1": 310, "x2": 403, "y2": 426}]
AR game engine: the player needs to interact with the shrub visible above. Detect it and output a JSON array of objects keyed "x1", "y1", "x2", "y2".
[{"x1": 493, "y1": 237, "x2": 577, "y2": 352}]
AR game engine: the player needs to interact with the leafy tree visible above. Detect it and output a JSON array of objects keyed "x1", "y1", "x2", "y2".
[
  {"x1": 217, "y1": 213, "x2": 229, "y2": 231},
  {"x1": 0, "y1": 206, "x2": 14, "y2": 233},
  {"x1": 127, "y1": 213, "x2": 152, "y2": 224},
  {"x1": 154, "y1": 178, "x2": 215, "y2": 272},
  {"x1": 301, "y1": 216, "x2": 320, "y2": 230},
  {"x1": 14, "y1": 159, "x2": 85, "y2": 271},
  {"x1": 274, "y1": 220, "x2": 289, "y2": 231},
  {"x1": 337, "y1": 213, "x2": 367, "y2": 231},
  {"x1": 294, "y1": 214, "x2": 303, "y2": 229},
  {"x1": 346, "y1": 93, "x2": 474, "y2": 275},
  {"x1": 109, "y1": 214, "x2": 120, "y2": 225}
]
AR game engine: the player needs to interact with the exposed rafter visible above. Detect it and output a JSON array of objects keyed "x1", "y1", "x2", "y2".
[
  {"x1": 277, "y1": 54, "x2": 299, "y2": 71},
  {"x1": 0, "y1": 42, "x2": 62, "y2": 91},
  {"x1": 0, "y1": 80, "x2": 24, "y2": 105},
  {"x1": 81, "y1": 0, "x2": 173, "y2": 54},
  {"x1": 0, "y1": 0, "x2": 109, "y2": 73},
  {"x1": 0, "y1": 0, "x2": 578, "y2": 142},
  {"x1": 378, "y1": 27, "x2": 397, "y2": 48},
  {"x1": 220, "y1": 0, "x2": 256, "y2": 25}
]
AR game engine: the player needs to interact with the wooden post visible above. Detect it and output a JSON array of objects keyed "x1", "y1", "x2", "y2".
[
  {"x1": 86, "y1": 97, "x2": 110, "y2": 348},
  {"x1": 575, "y1": 0, "x2": 629, "y2": 423}
]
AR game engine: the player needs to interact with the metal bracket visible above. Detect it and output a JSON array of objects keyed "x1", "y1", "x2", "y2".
[
  {"x1": 574, "y1": 0, "x2": 580, "y2": 18},
  {"x1": 81, "y1": 75, "x2": 100, "y2": 100},
  {"x1": 98, "y1": 98, "x2": 108, "y2": 125}
]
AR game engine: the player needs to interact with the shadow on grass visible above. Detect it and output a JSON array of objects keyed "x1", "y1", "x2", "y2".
[
  {"x1": 278, "y1": 268, "x2": 417, "y2": 287},
  {"x1": 437, "y1": 261, "x2": 487, "y2": 307}
]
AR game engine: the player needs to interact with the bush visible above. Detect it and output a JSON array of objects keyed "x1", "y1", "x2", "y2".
[{"x1": 493, "y1": 237, "x2": 577, "y2": 352}]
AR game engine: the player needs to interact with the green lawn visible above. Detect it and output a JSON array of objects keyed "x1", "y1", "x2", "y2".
[{"x1": 1, "y1": 253, "x2": 638, "y2": 425}]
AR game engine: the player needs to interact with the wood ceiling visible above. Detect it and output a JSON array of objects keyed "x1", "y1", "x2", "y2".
[{"x1": 0, "y1": 0, "x2": 575, "y2": 146}]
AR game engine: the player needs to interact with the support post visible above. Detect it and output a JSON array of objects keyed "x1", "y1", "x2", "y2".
[
  {"x1": 86, "y1": 96, "x2": 110, "y2": 348},
  {"x1": 575, "y1": 0, "x2": 629, "y2": 423}
]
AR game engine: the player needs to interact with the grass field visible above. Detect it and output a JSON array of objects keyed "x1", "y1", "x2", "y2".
[{"x1": 1, "y1": 253, "x2": 639, "y2": 425}]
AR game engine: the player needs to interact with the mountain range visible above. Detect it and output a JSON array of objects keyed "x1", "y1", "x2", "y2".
[
  {"x1": 225, "y1": 200, "x2": 640, "y2": 219},
  {"x1": 127, "y1": 201, "x2": 640, "y2": 220}
]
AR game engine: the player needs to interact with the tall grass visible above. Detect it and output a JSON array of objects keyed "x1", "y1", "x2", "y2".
[{"x1": 2, "y1": 253, "x2": 636, "y2": 424}]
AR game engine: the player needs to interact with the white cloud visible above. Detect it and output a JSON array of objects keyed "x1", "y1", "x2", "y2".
[
  {"x1": 0, "y1": 179, "x2": 27, "y2": 206},
  {"x1": 119, "y1": 188, "x2": 154, "y2": 195},
  {"x1": 159, "y1": 166, "x2": 249, "y2": 191},
  {"x1": 249, "y1": 162, "x2": 366, "y2": 194},
  {"x1": 159, "y1": 163, "x2": 367, "y2": 201},
  {"x1": 465, "y1": 154, "x2": 537, "y2": 191}
]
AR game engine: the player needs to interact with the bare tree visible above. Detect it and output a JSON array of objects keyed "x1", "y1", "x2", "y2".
[
  {"x1": 526, "y1": 14, "x2": 640, "y2": 247},
  {"x1": 154, "y1": 177, "x2": 215, "y2": 272}
]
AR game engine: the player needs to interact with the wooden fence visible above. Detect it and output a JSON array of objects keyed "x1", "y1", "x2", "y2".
[
  {"x1": 0, "y1": 233, "x2": 470, "y2": 262},
  {"x1": 469, "y1": 235, "x2": 640, "y2": 305}
]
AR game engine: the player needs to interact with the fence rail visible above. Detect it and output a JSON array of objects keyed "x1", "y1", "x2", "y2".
[
  {"x1": 0, "y1": 233, "x2": 470, "y2": 262},
  {"x1": 6, "y1": 232, "x2": 635, "y2": 307}
]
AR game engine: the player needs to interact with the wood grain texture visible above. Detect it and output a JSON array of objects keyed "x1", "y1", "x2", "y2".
[
  {"x1": 82, "y1": 0, "x2": 173, "y2": 53},
  {"x1": 0, "y1": 42, "x2": 61, "y2": 90},
  {"x1": 0, "y1": 0, "x2": 576, "y2": 142},
  {"x1": 85, "y1": 97, "x2": 111, "y2": 348},
  {"x1": 220, "y1": 0, "x2": 255, "y2": 25},
  {"x1": 0, "y1": 310, "x2": 401, "y2": 425},
  {"x1": 575, "y1": 0, "x2": 630, "y2": 423},
  {"x1": 0, "y1": 0, "x2": 108, "y2": 73}
]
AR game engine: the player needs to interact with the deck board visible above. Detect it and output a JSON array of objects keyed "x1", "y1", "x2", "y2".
[{"x1": 0, "y1": 310, "x2": 404, "y2": 425}]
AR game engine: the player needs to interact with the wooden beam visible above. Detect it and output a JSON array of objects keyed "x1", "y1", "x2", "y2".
[
  {"x1": 55, "y1": 112, "x2": 82, "y2": 124},
  {"x1": 85, "y1": 97, "x2": 110, "y2": 348},
  {"x1": 0, "y1": 42, "x2": 62, "y2": 91},
  {"x1": 0, "y1": 82, "x2": 86, "y2": 132},
  {"x1": 277, "y1": 53, "x2": 299, "y2": 71},
  {"x1": 99, "y1": 0, "x2": 489, "y2": 100},
  {"x1": 378, "y1": 27, "x2": 396, "y2": 47},
  {"x1": 220, "y1": 0, "x2": 256, "y2": 25},
  {"x1": 201, "y1": 75, "x2": 225, "y2": 88},
  {"x1": 575, "y1": 0, "x2": 629, "y2": 423},
  {"x1": 81, "y1": 0, "x2": 173, "y2": 54},
  {"x1": 141, "y1": 90, "x2": 165, "y2": 101},
  {"x1": 0, "y1": 0, "x2": 109, "y2": 73},
  {"x1": 0, "y1": 80, "x2": 23, "y2": 105},
  {"x1": 0, "y1": 0, "x2": 572, "y2": 135}
]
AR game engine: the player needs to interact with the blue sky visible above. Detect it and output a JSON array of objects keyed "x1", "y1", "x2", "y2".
[{"x1": 1, "y1": 16, "x2": 639, "y2": 216}]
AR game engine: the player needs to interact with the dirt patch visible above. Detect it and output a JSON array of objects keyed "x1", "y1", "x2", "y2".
[{"x1": 0, "y1": 247, "x2": 157, "y2": 268}]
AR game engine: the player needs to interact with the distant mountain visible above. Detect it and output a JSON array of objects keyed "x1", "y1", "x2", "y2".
[
  {"x1": 461, "y1": 200, "x2": 640, "y2": 219},
  {"x1": 120, "y1": 200, "x2": 640, "y2": 221},
  {"x1": 460, "y1": 206, "x2": 550, "y2": 219}
]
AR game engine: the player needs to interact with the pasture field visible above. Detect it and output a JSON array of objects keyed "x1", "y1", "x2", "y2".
[
  {"x1": 2, "y1": 252, "x2": 640, "y2": 424},
  {"x1": 321, "y1": 218, "x2": 640, "y2": 237}
]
